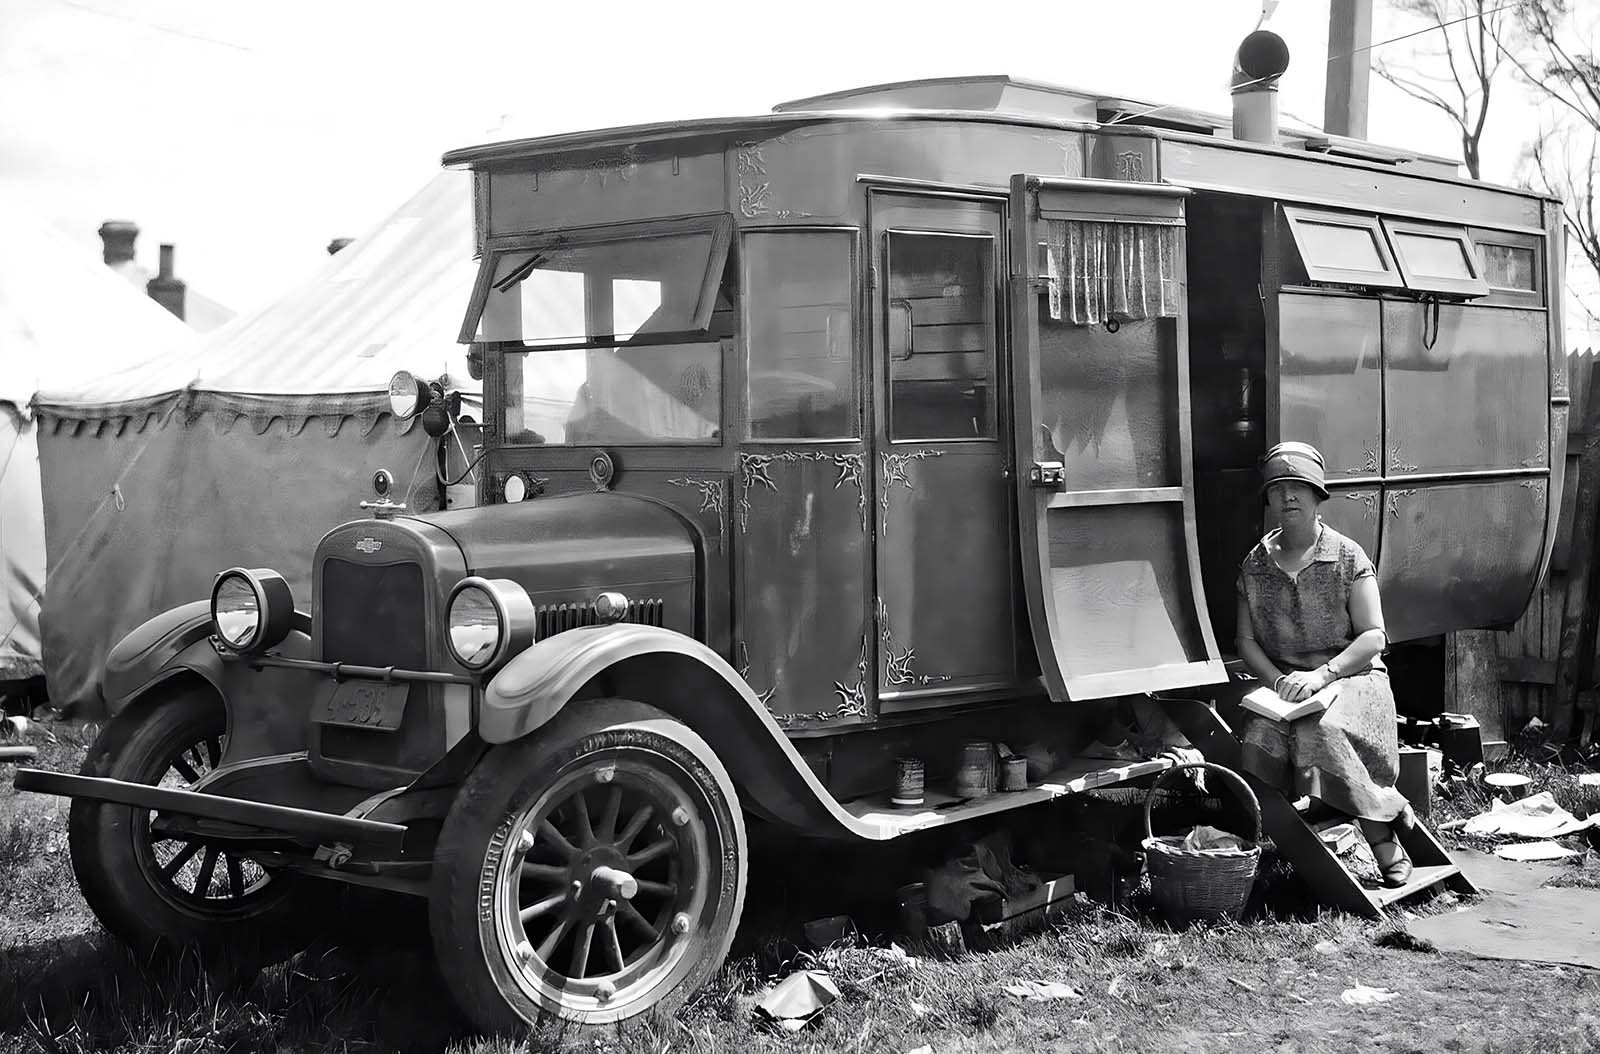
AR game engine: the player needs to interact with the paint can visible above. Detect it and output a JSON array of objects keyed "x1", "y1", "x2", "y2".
[
  {"x1": 892, "y1": 756, "x2": 926, "y2": 808},
  {"x1": 1000, "y1": 754, "x2": 1028, "y2": 792},
  {"x1": 954, "y1": 740, "x2": 994, "y2": 799}
]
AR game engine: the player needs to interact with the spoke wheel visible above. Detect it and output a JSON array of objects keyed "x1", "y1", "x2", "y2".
[
  {"x1": 430, "y1": 700, "x2": 746, "y2": 1032},
  {"x1": 68, "y1": 685, "x2": 319, "y2": 965},
  {"x1": 137, "y1": 730, "x2": 275, "y2": 910}
]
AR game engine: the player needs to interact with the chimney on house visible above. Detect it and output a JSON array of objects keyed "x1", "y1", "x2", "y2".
[
  {"x1": 146, "y1": 243, "x2": 187, "y2": 321},
  {"x1": 327, "y1": 237, "x2": 354, "y2": 255},
  {"x1": 98, "y1": 220, "x2": 139, "y2": 266}
]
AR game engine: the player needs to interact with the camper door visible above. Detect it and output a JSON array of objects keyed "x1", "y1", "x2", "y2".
[{"x1": 1008, "y1": 175, "x2": 1224, "y2": 700}]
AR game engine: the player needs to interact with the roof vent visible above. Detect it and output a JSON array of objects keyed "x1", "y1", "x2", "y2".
[{"x1": 1232, "y1": 30, "x2": 1290, "y2": 145}]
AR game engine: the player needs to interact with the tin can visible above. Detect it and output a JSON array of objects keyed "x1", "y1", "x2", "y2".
[
  {"x1": 892, "y1": 756, "x2": 925, "y2": 807},
  {"x1": 1000, "y1": 754, "x2": 1028, "y2": 791},
  {"x1": 954, "y1": 740, "x2": 994, "y2": 799}
]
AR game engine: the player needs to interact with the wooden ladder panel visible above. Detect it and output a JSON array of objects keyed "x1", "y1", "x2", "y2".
[{"x1": 1162, "y1": 697, "x2": 1475, "y2": 915}]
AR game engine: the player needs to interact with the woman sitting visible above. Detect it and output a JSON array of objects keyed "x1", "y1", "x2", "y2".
[{"x1": 1235, "y1": 441, "x2": 1416, "y2": 886}]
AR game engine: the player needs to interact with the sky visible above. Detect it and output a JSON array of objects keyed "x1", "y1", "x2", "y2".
[{"x1": 1, "y1": 0, "x2": 1592, "y2": 345}]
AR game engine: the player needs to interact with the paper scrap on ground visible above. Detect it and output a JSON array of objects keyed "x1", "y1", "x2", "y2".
[
  {"x1": 1580, "y1": 774, "x2": 1600, "y2": 787},
  {"x1": 1002, "y1": 979, "x2": 1083, "y2": 1001},
  {"x1": 1462, "y1": 792, "x2": 1597, "y2": 839},
  {"x1": 1340, "y1": 983, "x2": 1399, "y2": 1006},
  {"x1": 755, "y1": 970, "x2": 840, "y2": 1031},
  {"x1": 1493, "y1": 841, "x2": 1579, "y2": 861}
]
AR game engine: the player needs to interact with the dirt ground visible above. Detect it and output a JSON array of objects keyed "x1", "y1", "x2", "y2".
[{"x1": 4, "y1": 718, "x2": 1600, "y2": 1054}]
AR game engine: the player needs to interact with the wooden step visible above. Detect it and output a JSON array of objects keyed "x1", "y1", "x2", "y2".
[{"x1": 1370, "y1": 863, "x2": 1463, "y2": 907}]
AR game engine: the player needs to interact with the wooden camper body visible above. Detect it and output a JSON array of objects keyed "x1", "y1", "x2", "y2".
[{"x1": 447, "y1": 76, "x2": 1564, "y2": 798}]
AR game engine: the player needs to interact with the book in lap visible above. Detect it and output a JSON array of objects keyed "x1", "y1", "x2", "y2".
[{"x1": 1241, "y1": 683, "x2": 1336, "y2": 723}]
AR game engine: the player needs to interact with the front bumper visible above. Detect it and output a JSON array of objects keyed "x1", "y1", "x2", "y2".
[{"x1": 11, "y1": 768, "x2": 406, "y2": 856}]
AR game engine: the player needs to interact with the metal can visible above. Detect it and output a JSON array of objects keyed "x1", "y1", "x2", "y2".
[
  {"x1": 1000, "y1": 754, "x2": 1028, "y2": 791},
  {"x1": 954, "y1": 740, "x2": 994, "y2": 799},
  {"x1": 892, "y1": 756, "x2": 925, "y2": 807}
]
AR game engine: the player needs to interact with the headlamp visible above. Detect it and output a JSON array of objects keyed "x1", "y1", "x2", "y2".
[
  {"x1": 446, "y1": 577, "x2": 536, "y2": 671},
  {"x1": 210, "y1": 568, "x2": 294, "y2": 655}
]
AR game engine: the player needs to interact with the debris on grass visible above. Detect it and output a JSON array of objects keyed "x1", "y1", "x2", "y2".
[
  {"x1": 1000, "y1": 979, "x2": 1083, "y2": 1001},
  {"x1": 1464, "y1": 792, "x2": 1596, "y2": 840},
  {"x1": 1495, "y1": 841, "x2": 1580, "y2": 861},
  {"x1": 754, "y1": 969, "x2": 839, "y2": 1032},
  {"x1": 1340, "y1": 982, "x2": 1400, "y2": 1006},
  {"x1": 1373, "y1": 925, "x2": 1437, "y2": 953}
]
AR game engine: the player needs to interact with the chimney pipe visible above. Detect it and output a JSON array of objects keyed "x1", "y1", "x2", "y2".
[
  {"x1": 327, "y1": 237, "x2": 354, "y2": 255},
  {"x1": 1232, "y1": 30, "x2": 1291, "y2": 145},
  {"x1": 98, "y1": 220, "x2": 139, "y2": 266},
  {"x1": 146, "y1": 243, "x2": 187, "y2": 322}
]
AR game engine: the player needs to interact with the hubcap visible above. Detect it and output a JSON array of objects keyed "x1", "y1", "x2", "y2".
[
  {"x1": 492, "y1": 755, "x2": 709, "y2": 1016},
  {"x1": 134, "y1": 732, "x2": 274, "y2": 908}
]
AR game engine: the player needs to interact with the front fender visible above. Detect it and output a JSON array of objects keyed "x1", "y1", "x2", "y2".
[
  {"x1": 102, "y1": 603, "x2": 314, "y2": 726},
  {"x1": 103, "y1": 601, "x2": 219, "y2": 712},
  {"x1": 481, "y1": 625, "x2": 889, "y2": 840}
]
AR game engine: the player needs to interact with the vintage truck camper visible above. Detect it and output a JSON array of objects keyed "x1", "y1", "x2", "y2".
[{"x1": 14, "y1": 37, "x2": 1565, "y2": 1031}]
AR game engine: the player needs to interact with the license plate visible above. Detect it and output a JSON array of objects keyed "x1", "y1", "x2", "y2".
[{"x1": 313, "y1": 680, "x2": 410, "y2": 731}]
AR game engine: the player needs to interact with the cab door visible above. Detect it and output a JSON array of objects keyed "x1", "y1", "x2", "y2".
[
  {"x1": 1008, "y1": 175, "x2": 1224, "y2": 700},
  {"x1": 869, "y1": 191, "x2": 1021, "y2": 711}
]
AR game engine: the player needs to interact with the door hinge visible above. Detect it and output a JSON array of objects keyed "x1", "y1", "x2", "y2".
[{"x1": 1028, "y1": 461, "x2": 1065, "y2": 489}]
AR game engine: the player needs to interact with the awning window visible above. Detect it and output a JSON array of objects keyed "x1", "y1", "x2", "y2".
[
  {"x1": 458, "y1": 215, "x2": 733, "y2": 347},
  {"x1": 1382, "y1": 218, "x2": 1489, "y2": 299},
  {"x1": 1043, "y1": 219, "x2": 1182, "y2": 325},
  {"x1": 1281, "y1": 206, "x2": 1405, "y2": 290}
]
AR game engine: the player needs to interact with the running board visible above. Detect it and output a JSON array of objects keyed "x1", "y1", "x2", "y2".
[
  {"x1": 1161, "y1": 698, "x2": 1475, "y2": 917},
  {"x1": 840, "y1": 757, "x2": 1173, "y2": 838},
  {"x1": 12, "y1": 769, "x2": 407, "y2": 856}
]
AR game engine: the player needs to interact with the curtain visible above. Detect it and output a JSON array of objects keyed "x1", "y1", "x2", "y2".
[{"x1": 1044, "y1": 220, "x2": 1182, "y2": 325}]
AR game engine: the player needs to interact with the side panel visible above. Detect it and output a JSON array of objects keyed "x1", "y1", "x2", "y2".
[{"x1": 734, "y1": 450, "x2": 871, "y2": 726}]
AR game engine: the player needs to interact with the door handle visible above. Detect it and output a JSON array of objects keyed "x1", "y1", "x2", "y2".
[{"x1": 1028, "y1": 462, "x2": 1065, "y2": 490}]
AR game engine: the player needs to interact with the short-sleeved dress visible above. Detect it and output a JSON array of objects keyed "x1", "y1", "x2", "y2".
[{"x1": 1236, "y1": 523, "x2": 1409, "y2": 823}]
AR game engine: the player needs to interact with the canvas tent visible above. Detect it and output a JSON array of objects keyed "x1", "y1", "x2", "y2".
[
  {"x1": 0, "y1": 209, "x2": 197, "y2": 686},
  {"x1": 33, "y1": 171, "x2": 480, "y2": 712}
]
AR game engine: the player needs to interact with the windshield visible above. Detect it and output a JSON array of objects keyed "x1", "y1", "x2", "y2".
[{"x1": 503, "y1": 341, "x2": 721, "y2": 445}]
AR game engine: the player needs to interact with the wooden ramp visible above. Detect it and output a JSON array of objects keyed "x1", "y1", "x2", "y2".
[{"x1": 1164, "y1": 697, "x2": 1476, "y2": 917}]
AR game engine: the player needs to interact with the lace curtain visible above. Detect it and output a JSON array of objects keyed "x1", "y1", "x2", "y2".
[{"x1": 1044, "y1": 220, "x2": 1181, "y2": 325}]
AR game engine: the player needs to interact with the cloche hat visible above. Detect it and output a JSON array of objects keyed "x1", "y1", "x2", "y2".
[{"x1": 1260, "y1": 441, "x2": 1329, "y2": 501}]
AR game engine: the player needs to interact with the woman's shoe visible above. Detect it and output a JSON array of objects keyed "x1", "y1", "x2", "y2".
[{"x1": 1369, "y1": 837, "x2": 1413, "y2": 887}]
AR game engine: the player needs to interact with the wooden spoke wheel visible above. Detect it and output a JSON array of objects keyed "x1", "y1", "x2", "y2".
[
  {"x1": 67, "y1": 685, "x2": 316, "y2": 964},
  {"x1": 140, "y1": 731, "x2": 274, "y2": 908},
  {"x1": 430, "y1": 700, "x2": 746, "y2": 1031}
]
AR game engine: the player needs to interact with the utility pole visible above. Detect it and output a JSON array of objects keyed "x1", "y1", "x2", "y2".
[{"x1": 1324, "y1": 0, "x2": 1373, "y2": 138}]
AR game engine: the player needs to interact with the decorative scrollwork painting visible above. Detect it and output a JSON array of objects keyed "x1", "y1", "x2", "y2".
[
  {"x1": 877, "y1": 598, "x2": 950, "y2": 689},
  {"x1": 666, "y1": 477, "x2": 726, "y2": 553},
  {"x1": 879, "y1": 450, "x2": 943, "y2": 534},
  {"x1": 736, "y1": 450, "x2": 868, "y2": 533}
]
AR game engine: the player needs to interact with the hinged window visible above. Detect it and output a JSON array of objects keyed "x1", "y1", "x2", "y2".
[
  {"x1": 459, "y1": 215, "x2": 733, "y2": 347},
  {"x1": 1382, "y1": 218, "x2": 1489, "y2": 300},
  {"x1": 1281, "y1": 206, "x2": 1405, "y2": 290}
]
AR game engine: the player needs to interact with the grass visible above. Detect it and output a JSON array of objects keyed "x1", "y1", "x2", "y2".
[{"x1": 4, "y1": 717, "x2": 1600, "y2": 1053}]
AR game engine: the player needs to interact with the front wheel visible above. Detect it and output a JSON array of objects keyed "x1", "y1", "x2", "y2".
[
  {"x1": 429, "y1": 700, "x2": 746, "y2": 1031},
  {"x1": 67, "y1": 685, "x2": 317, "y2": 966}
]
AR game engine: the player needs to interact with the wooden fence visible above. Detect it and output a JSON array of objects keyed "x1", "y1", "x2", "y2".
[{"x1": 1447, "y1": 349, "x2": 1600, "y2": 752}]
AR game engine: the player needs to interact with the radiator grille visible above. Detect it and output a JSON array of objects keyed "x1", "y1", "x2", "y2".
[
  {"x1": 319, "y1": 559, "x2": 428, "y2": 668},
  {"x1": 536, "y1": 598, "x2": 665, "y2": 639}
]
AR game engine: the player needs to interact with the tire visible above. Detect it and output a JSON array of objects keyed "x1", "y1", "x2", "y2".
[
  {"x1": 67, "y1": 683, "x2": 319, "y2": 967},
  {"x1": 429, "y1": 699, "x2": 747, "y2": 1032}
]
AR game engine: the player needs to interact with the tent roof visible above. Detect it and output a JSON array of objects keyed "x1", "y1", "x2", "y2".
[
  {"x1": 34, "y1": 171, "x2": 478, "y2": 417},
  {"x1": 0, "y1": 208, "x2": 196, "y2": 412}
]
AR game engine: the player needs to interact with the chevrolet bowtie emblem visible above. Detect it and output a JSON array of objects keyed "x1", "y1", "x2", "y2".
[{"x1": 354, "y1": 537, "x2": 383, "y2": 554}]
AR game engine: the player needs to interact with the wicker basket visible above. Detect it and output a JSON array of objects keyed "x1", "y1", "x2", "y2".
[{"x1": 1141, "y1": 762, "x2": 1262, "y2": 924}]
